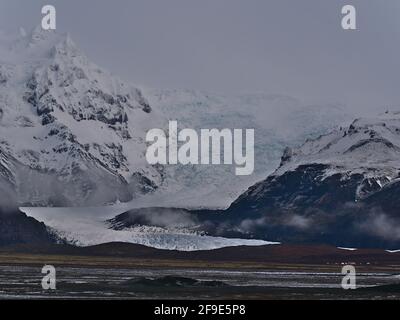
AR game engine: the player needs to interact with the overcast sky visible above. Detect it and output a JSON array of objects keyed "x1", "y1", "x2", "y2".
[{"x1": 0, "y1": 0, "x2": 399, "y2": 114}]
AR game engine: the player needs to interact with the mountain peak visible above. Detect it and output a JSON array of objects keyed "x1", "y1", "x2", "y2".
[
  {"x1": 28, "y1": 25, "x2": 58, "y2": 46},
  {"x1": 51, "y1": 33, "x2": 81, "y2": 59}
]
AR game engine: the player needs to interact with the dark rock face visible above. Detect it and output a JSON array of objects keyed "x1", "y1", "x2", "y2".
[
  {"x1": 0, "y1": 208, "x2": 54, "y2": 246},
  {"x1": 364, "y1": 180, "x2": 400, "y2": 214},
  {"x1": 228, "y1": 164, "x2": 363, "y2": 216},
  {"x1": 195, "y1": 164, "x2": 400, "y2": 249}
]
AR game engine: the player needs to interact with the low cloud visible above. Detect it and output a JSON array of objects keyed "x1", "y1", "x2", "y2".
[
  {"x1": 358, "y1": 211, "x2": 400, "y2": 241},
  {"x1": 118, "y1": 207, "x2": 198, "y2": 229},
  {"x1": 237, "y1": 214, "x2": 313, "y2": 233},
  {"x1": 239, "y1": 217, "x2": 267, "y2": 232},
  {"x1": 284, "y1": 214, "x2": 312, "y2": 230}
]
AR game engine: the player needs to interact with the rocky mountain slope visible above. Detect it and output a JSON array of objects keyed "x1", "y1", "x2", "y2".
[
  {"x1": 0, "y1": 27, "x2": 164, "y2": 206},
  {"x1": 210, "y1": 112, "x2": 400, "y2": 248},
  {"x1": 0, "y1": 207, "x2": 53, "y2": 245}
]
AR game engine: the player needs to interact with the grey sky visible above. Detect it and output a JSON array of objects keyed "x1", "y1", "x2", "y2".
[{"x1": 0, "y1": 0, "x2": 399, "y2": 114}]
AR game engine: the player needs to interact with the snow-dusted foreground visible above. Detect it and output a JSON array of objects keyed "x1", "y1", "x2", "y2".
[{"x1": 20, "y1": 206, "x2": 278, "y2": 251}]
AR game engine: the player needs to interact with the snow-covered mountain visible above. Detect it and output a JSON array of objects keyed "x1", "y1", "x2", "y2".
[
  {"x1": 0, "y1": 27, "x2": 164, "y2": 206},
  {"x1": 0, "y1": 27, "x2": 351, "y2": 208},
  {"x1": 212, "y1": 112, "x2": 400, "y2": 248},
  {"x1": 274, "y1": 111, "x2": 400, "y2": 199}
]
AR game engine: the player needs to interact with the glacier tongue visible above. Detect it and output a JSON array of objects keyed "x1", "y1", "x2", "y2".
[{"x1": 20, "y1": 206, "x2": 277, "y2": 251}]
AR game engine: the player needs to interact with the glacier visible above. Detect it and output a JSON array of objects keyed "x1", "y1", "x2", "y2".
[{"x1": 20, "y1": 206, "x2": 277, "y2": 251}]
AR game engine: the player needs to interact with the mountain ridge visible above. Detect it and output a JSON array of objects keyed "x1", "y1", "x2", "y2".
[
  {"x1": 209, "y1": 112, "x2": 400, "y2": 248},
  {"x1": 0, "y1": 27, "x2": 351, "y2": 208}
]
